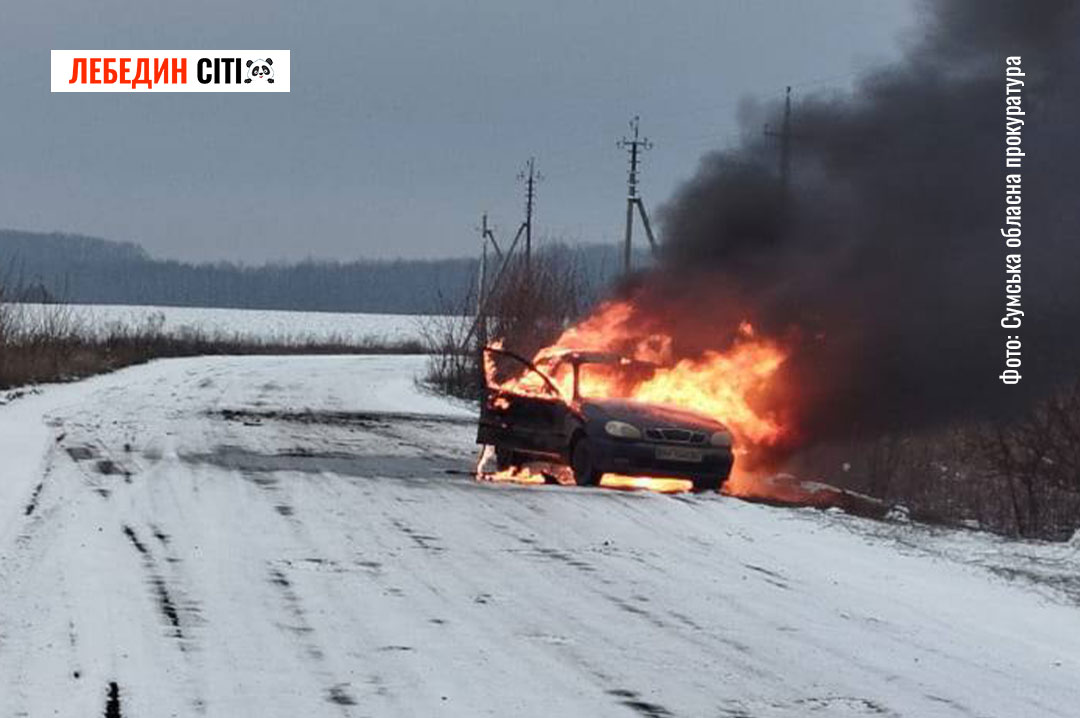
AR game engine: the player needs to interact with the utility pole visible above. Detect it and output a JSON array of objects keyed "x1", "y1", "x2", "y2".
[
  {"x1": 460, "y1": 206, "x2": 530, "y2": 351},
  {"x1": 517, "y1": 157, "x2": 541, "y2": 269},
  {"x1": 618, "y1": 115, "x2": 658, "y2": 273},
  {"x1": 460, "y1": 159, "x2": 543, "y2": 350},
  {"x1": 780, "y1": 85, "x2": 792, "y2": 194},
  {"x1": 475, "y1": 213, "x2": 495, "y2": 348},
  {"x1": 485, "y1": 213, "x2": 502, "y2": 252},
  {"x1": 764, "y1": 86, "x2": 793, "y2": 195},
  {"x1": 476, "y1": 213, "x2": 490, "y2": 320},
  {"x1": 475, "y1": 213, "x2": 504, "y2": 330}
]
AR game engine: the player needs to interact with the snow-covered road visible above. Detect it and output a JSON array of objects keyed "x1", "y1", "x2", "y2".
[{"x1": 1, "y1": 356, "x2": 1078, "y2": 717}]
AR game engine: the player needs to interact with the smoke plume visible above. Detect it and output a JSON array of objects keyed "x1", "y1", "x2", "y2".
[{"x1": 640, "y1": 0, "x2": 1080, "y2": 449}]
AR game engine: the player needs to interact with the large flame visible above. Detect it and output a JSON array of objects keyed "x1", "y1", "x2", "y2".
[{"x1": 478, "y1": 299, "x2": 791, "y2": 493}]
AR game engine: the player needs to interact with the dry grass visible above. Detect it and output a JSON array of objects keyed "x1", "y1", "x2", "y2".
[
  {"x1": 788, "y1": 404, "x2": 1080, "y2": 541},
  {"x1": 0, "y1": 286, "x2": 425, "y2": 391}
]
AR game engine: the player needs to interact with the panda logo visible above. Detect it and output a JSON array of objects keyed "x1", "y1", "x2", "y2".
[{"x1": 245, "y1": 58, "x2": 274, "y2": 84}]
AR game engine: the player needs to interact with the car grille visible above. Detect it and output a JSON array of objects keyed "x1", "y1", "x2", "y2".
[{"x1": 645, "y1": 428, "x2": 707, "y2": 444}]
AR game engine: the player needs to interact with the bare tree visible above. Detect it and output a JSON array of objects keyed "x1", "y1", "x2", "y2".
[{"x1": 422, "y1": 245, "x2": 592, "y2": 400}]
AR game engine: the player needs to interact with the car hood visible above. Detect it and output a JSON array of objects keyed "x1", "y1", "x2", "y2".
[{"x1": 581, "y1": 398, "x2": 727, "y2": 431}]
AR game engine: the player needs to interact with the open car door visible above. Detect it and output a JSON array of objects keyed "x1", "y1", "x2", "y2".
[{"x1": 477, "y1": 346, "x2": 572, "y2": 460}]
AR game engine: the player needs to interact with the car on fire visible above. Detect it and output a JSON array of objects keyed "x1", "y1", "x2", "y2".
[{"x1": 477, "y1": 346, "x2": 735, "y2": 492}]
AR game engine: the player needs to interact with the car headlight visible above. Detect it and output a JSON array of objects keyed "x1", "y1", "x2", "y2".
[
  {"x1": 604, "y1": 420, "x2": 642, "y2": 440},
  {"x1": 710, "y1": 430, "x2": 733, "y2": 447}
]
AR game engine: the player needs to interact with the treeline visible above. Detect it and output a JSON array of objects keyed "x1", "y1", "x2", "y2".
[{"x1": 0, "y1": 230, "x2": 631, "y2": 314}]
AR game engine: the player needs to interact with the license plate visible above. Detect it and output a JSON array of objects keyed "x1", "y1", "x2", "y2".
[{"x1": 656, "y1": 446, "x2": 703, "y2": 463}]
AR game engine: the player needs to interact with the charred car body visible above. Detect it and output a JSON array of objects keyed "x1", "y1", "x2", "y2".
[{"x1": 477, "y1": 346, "x2": 735, "y2": 492}]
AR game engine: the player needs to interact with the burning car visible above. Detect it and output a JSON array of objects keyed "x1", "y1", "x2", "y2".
[{"x1": 477, "y1": 346, "x2": 735, "y2": 492}]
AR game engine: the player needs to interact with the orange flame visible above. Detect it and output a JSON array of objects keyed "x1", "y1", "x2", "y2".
[
  {"x1": 541, "y1": 299, "x2": 788, "y2": 448},
  {"x1": 600, "y1": 475, "x2": 693, "y2": 493}
]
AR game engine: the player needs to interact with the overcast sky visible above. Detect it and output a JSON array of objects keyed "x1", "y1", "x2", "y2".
[{"x1": 1, "y1": 0, "x2": 914, "y2": 263}]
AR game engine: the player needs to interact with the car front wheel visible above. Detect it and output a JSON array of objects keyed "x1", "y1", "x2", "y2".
[{"x1": 571, "y1": 438, "x2": 602, "y2": 487}]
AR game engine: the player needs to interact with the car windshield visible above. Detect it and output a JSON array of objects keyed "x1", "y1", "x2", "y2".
[{"x1": 576, "y1": 355, "x2": 658, "y2": 400}]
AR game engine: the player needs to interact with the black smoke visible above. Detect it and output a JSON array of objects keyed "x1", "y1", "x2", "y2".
[{"x1": 650, "y1": 0, "x2": 1080, "y2": 445}]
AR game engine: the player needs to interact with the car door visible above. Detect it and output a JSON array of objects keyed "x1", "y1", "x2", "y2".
[{"x1": 477, "y1": 348, "x2": 569, "y2": 458}]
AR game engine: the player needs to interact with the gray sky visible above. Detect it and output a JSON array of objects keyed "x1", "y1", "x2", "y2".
[{"x1": 1, "y1": 0, "x2": 914, "y2": 263}]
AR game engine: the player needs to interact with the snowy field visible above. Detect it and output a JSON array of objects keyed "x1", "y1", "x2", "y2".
[
  {"x1": 8, "y1": 303, "x2": 454, "y2": 345},
  {"x1": 1, "y1": 355, "x2": 1079, "y2": 717}
]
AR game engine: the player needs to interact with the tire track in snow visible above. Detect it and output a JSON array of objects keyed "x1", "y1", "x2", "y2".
[
  {"x1": 122, "y1": 525, "x2": 186, "y2": 641},
  {"x1": 265, "y1": 563, "x2": 361, "y2": 712},
  {"x1": 104, "y1": 680, "x2": 122, "y2": 717}
]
